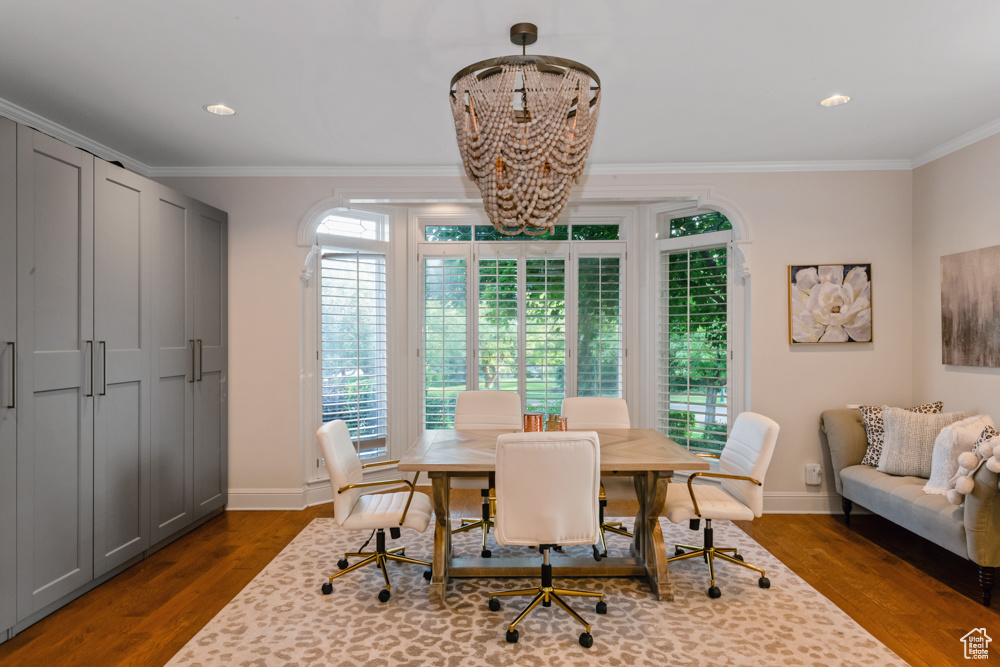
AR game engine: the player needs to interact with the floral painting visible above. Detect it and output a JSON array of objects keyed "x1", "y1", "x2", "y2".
[{"x1": 789, "y1": 264, "x2": 872, "y2": 344}]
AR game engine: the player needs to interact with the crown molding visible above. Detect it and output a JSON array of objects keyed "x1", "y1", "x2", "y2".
[
  {"x1": 5, "y1": 90, "x2": 999, "y2": 177},
  {"x1": 148, "y1": 165, "x2": 467, "y2": 178},
  {"x1": 586, "y1": 159, "x2": 912, "y2": 174},
  {"x1": 0, "y1": 98, "x2": 151, "y2": 176},
  {"x1": 149, "y1": 159, "x2": 912, "y2": 178},
  {"x1": 911, "y1": 117, "x2": 1000, "y2": 168}
]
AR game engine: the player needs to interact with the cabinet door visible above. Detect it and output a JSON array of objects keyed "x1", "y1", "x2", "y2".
[
  {"x1": 149, "y1": 187, "x2": 194, "y2": 544},
  {"x1": 0, "y1": 116, "x2": 16, "y2": 631},
  {"x1": 192, "y1": 204, "x2": 227, "y2": 519},
  {"x1": 92, "y1": 161, "x2": 152, "y2": 576},
  {"x1": 16, "y1": 127, "x2": 95, "y2": 618}
]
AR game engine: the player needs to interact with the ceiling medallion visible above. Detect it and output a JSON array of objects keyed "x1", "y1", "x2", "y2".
[{"x1": 450, "y1": 23, "x2": 601, "y2": 236}]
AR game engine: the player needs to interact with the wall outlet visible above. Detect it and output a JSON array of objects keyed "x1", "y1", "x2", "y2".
[{"x1": 805, "y1": 463, "x2": 823, "y2": 485}]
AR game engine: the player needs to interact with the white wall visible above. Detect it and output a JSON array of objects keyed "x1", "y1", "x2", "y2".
[
  {"x1": 912, "y1": 133, "x2": 1000, "y2": 420},
  {"x1": 160, "y1": 169, "x2": 914, "y2": 511}
]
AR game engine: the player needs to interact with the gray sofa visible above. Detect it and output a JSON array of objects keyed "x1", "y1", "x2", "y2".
[{"x1": 820, "y1": 408, "x2": 1000, "y2": 606}]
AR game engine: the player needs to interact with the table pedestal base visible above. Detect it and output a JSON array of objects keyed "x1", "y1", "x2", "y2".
[{"x1": 427, "y1": 471, "x2": 675, "y2": 604}]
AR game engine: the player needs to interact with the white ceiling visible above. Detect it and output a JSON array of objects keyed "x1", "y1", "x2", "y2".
[{"x1": 3, "y1": 0, "x2": 1000, "y2": 174}]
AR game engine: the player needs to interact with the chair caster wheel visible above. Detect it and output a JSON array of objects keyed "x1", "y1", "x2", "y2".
[
  {"x1": 708, "y1": 586, "x2": 721, "y2": 598},
  {"x1": 378, "y1": 589, "x2": 390, "y2": 603},
  {"x1": 553, "y1": 546, "x2": 563, "y2": 552},
  {"x1": 734, "y1": 554, "x2": 744, "y2": 562},
  {"x1": 506, "y1": 629, "x2": 519, "y2": 643},
  {"x1": 321, "y1": 582, "x2": 333, "y2": 595},
  {"x1": 481, "y1": 549, "x2": 492, "y2": 558},
  {"x1": 489, "y1": 598, "x2": 501, "y2": 612},
  {"x1": 596, "y1": 600, "x2": 607, "y2": 614},
  {"x1": 759, "y1": 576, "x2": 770, "y2": 589},
  {"x1": 674, "y1": 548, "x2": 685, "y2": 557},
  {"x1": 337, "y1": 558, "x2": 349, "y2": 570},
  {"x1": 423, "y1": 569, "x2": 432, "y2": 581},
  {"x1": 592, "y1": 546, "x2": 602, "y2": 562},
  {"x1": 579, "y1": 632, "x2": 593, "y2": 648}
]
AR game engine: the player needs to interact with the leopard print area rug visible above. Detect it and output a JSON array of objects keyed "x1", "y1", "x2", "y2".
[{"x1": 167, "y1": 518, "x2": 903, "y2": 666}]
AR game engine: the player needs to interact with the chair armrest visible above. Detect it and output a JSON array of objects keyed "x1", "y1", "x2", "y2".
[
  {"x1": 337, "y1": 476, "x2": 420, "y2": 526},
  {"x1": 695, "y1": 452, "x2": 721, "y2": 459},
  {"x1": 685, "y1": 472, "x2": 761, "y2": 518},
  {"x1": 964, "y1": 462, "x2": 1000, "y2": 567},
  {"x1": 361, "y1": 459, "x2": 400, "y2": 469},
  {"x1": 819, "y1": 409, "x2": 868, "y2": 495}
]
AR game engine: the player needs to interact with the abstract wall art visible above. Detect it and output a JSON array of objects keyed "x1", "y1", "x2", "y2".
[{"x1": 941, "y1": 245, "x2": 1000, "y2": 367}]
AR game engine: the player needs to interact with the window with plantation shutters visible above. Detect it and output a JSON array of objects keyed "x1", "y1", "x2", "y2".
[
  {"x1": 524, "y1": 256, "x2": 566, "y2": 415},
  {"x1": 658, "y1": 239, "x2": 730, "y2": 453},
  {"x1": 423, "y1": 256, "x2": 468, "y2": 429},
  {"x1": 419, "y1": 223, "x2": 625, "y2": 428},
  {"x1": 577, "y1": 255, "x2": 622, "y2": 398},
  {"x1": 320, "y1": 251, "x2": 387, "y2": 458},
  {"x1": 478, "y1": 257, "x2": 519, "y2": 392}
]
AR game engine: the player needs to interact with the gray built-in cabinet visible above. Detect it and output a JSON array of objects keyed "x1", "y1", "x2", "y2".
[{"x1": 0, "y1": 121, "x2": 227, "y2": 640}]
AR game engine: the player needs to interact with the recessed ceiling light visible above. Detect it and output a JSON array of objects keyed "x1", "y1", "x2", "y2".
[
  {"x1": 203, "y1": 103, "x2": 235, "y2": 116},
  {"x1": 820, "y1": 95, "x2": 851, "y2": 108}
]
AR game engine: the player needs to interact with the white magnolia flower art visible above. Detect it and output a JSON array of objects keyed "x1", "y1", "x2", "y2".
[{"x1": 789, "y1": 264, "x2": 872, "y2": 343}]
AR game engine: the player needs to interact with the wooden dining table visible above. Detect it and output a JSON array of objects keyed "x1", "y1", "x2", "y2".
[{"x1": 397, "y1": 428, "x2": 710, "y2": 605}]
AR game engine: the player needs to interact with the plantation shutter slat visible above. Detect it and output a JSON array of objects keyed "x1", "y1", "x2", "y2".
[{"x1": 320, "y1": 251, "x2": 387, "y2": 457}]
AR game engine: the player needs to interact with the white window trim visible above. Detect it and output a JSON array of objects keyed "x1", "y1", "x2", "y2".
[
  {"x1": 300, "y1": 205, "x2": 408, "y2": 485},
  {"x1": 645, "y1": 209, "x2": 749, "y2": 443}
]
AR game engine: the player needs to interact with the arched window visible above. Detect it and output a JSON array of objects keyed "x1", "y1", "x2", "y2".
[
  {"x1": 315, "y1": 210, "x2": 390, "y2": 460},
  {"x1": 657, "y1": 211, "x2": 736, "y2": 452}
]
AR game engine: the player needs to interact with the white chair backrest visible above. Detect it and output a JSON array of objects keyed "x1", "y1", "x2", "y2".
[
  {"x1": 454, "y1": 390, "x2": 522, "y2": 429},
  {"x1": 494, "y1": 431, "x2": 601, "y2": 547},
  {"x1": 719, "y1": 412, "x2": 780, "y2": 516},
  {"x1": 560, "y1": 397, "x2": 631, "y2": 429},
  {"x1": 317, "y1": 420, "x2": 364, "y2": 526}
]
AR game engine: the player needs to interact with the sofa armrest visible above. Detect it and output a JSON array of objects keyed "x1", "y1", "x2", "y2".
[
  {"x1": 964, "y1": 462, "x2": 1000, "y2": 567},
  {"x1": 819, "y1": 409, "x2": 868, "y2": 495}
]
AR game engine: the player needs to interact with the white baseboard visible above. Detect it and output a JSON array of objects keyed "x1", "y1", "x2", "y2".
[
  {"x1": 229, "y1": 470, "x2": 412, "y2": 511},
  {"x1": 228, "y1": 485, "x2": 847, "y2": 514},
  {"x1": 762, "y1": 491, "x2": 843, "y2": 514},
  {"x1": 227, "y1": 487, "x2": 310, "y2": 510}
]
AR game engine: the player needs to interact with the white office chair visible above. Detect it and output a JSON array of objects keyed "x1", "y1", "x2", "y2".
[
  {"x1": 663, "y1": 412, "x2": 780, "y2": 598},
  {"x1": 487, "y1": 431, "x2": 606, "y2": 648},
  {"x1": 317, "y1": 419, "x2": 433, "y2": 602},
  {"x1": 561, "y1": 396, "x2": 633, "y2": 558},
  {"x1": 451, "y1": 390, "x2": 522, "y2": 558}
]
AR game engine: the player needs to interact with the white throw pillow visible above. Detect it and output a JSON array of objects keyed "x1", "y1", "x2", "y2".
[
  {"x1": 924, "y1": 415, "x2": 994, "y2": 494},
  {"x1": 877, "y1": 407, "x2": 968, "y2": 477}
]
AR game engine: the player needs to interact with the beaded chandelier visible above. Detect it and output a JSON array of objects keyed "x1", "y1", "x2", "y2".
[{"x1": 450, "y1": 23, "x2": 601, "y2": 236}]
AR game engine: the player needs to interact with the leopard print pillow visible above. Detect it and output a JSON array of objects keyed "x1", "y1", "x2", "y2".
[
  {"x1": 974, "y1": 424, "x2": 999, "y2": 450},
  {"x1": 859, "y1": 401, "x2": 943, "y2": 466}
]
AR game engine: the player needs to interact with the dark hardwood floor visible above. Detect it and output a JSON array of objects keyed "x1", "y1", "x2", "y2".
[{"x1": 0, "y1": 491, "x2": 996, "y2": 666}]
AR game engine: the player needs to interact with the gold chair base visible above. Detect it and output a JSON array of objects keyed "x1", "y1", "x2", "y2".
[
  {"x1": 489, "y1": 585, "x2": 603, "y2": 635},
  {"x1": 666, "y1": 543, "x2": 766, "y2": 589},
  {"x1": 324, "y1": 529, "x2": 430, "y2": 598},
  {"x1": 452, "y1": 488, "x2": 496, "y2": 556},
  {"x1": 596, "y1": 483, "x2": 633, "y2": 557}
]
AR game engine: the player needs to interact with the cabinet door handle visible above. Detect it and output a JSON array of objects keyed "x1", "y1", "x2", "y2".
[
  {"x1": 197, "y1": 339, "x2": 203, "y2": 382},
  {"x1": 99, "y1": 341, "x2": 107, "y2": 396},
  {"x1": 86, "y1": 340, "x2": 94, "y2": 397},
  {"x1": 5, "y1": 341, "x2": 13, "y2": 409},
  {"x1": 189, "y1": 340, "x2": 195, "y2": 383}
]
